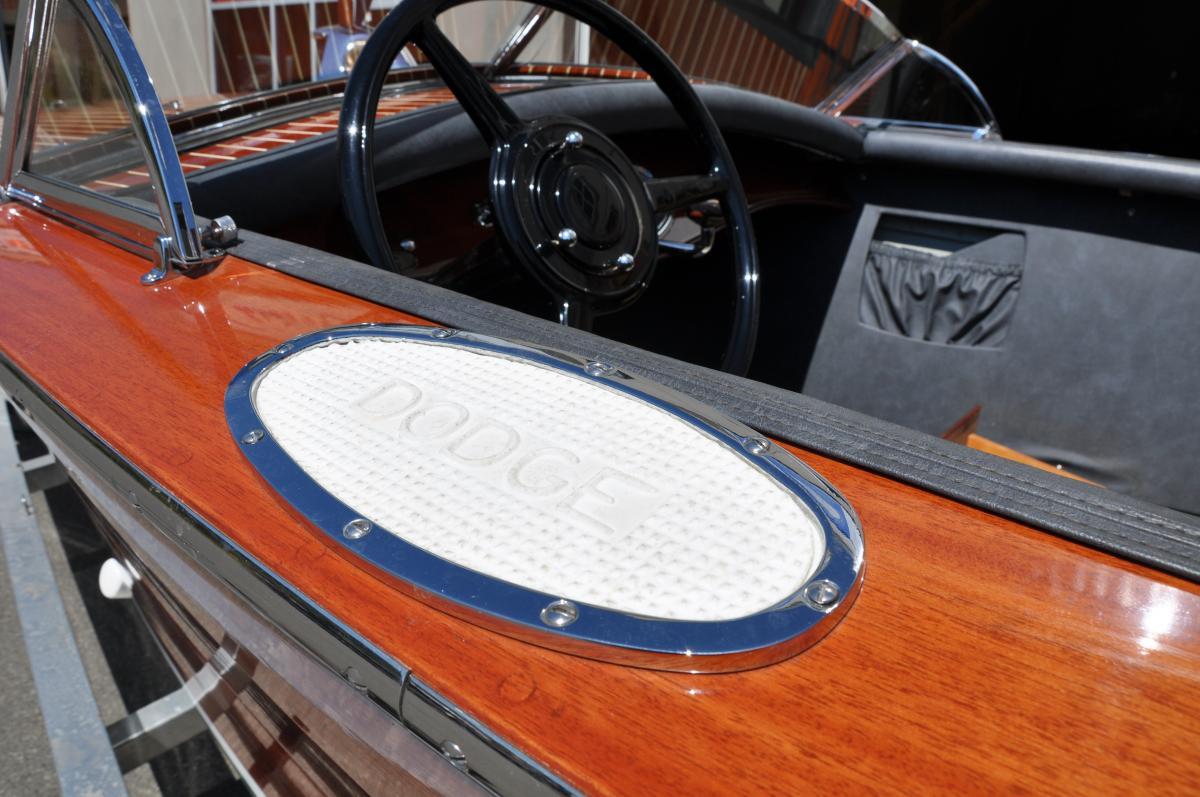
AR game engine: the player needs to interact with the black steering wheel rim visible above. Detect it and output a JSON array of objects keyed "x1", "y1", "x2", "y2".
[{"x1": 338, "y1": 0, "x2": 760, "y2": 374}]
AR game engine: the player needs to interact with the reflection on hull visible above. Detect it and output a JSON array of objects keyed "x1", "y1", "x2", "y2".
[{"x1": 0, "y1": 355, "x2": 569, "y2": 797}]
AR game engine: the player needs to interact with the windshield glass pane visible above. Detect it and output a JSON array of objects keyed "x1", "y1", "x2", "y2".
[
  {"x1": 554, "y1": 0, "x2": 897, "y2": 106},
  {"x1": 837, "y1": 51, "x2": 991, "y2": 129},
  {"x1": 111, "y1": 0, "x2": 898, "y2": 122},
  {"x1": 28, "y1": 0, "x2": 150, "y2": 196},
  {"x1": 145, "y1": 1, "x2": 541, "y2": 103}
]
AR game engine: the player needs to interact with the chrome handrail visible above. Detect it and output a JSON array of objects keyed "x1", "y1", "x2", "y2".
[{"x1": 0, "y1": 0, "x2": 229, "y2": 284}]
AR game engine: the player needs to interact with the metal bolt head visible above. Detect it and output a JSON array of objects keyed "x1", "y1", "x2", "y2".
[
  {"x1": 203, "y1": 214, "x2": 238, "y2": 247},
  {"x1": 742, "y1": 436, "x2": 770, "y2": 455},
  {"x1": 398, "y1": 239, "x2": 416, "y2": 253},
  {"x1": 615, "y1": 253, "x2": 635, "y2": 271},
  {"x1": 804, "y1": 579, "x2": 840, "y2": 608},
  {"x1": 274, "y1": 343, "x2": 292, "y2": 356},
  {"x1": 430, "y1": 327, "x2": 457, "y2": 339},
  {"x1": 540, "y1": 599, "x2": 579, "y2": 628},
  {"x1": 342, "y1": 665, "x2": 368, "y2": 694},
  {"x1": 140, "y1": 268, "x2": 166, "y2": 286},
  {"x1": 241, "y1": 429, "x2": 265, "y2": 445},
  {"x1": 440, "y1": 740, "x2": 468, "y2": 769},
  {"x1": 584, "y1": 361, "x2": 616, "y2": 377},
  {"x1": 557, "y1": 227, "x2": 578, "y2": 247},
  {"x1": 564, "y1": 130, "x2": 584, "y2": 148},
  {"x1": 342, "y1": 518, "x2": 373, "y2": 540}
]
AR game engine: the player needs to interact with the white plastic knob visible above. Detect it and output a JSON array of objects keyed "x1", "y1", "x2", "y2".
[{"x1": 98, "y1": 558, "x2": 134, "y2": 600}]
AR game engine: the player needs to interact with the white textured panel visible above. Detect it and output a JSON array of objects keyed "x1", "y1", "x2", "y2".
[{"x1": 253, "y1": 337, "x2": 824, "y2": 622}]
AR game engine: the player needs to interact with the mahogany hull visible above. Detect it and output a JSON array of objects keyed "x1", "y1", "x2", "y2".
[
  {"x1": 2, "y1": 206, "x2": 1199, "y2": 795},
  {"x1": 82, "y1": 460, "x2": 474, "y2": 797}
]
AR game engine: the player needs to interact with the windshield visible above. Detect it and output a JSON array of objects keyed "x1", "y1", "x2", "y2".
[
  {"x1": 580, "y1": 0, "x2": 898, "y2": 106},
  {"x1": 13, "y1": 0, "x2": 910, "y2": 189},
  {"x1": 68, "y1": 0, "x2": 899, "y2": 117}
]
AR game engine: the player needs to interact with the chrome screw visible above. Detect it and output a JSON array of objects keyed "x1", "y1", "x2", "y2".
[
  {"x1": 557, "y1": 227, "x2": 578, "y2": 247},
  {"x1": 398, "y1": 239, "x2": 416, "y2": 253},
  {"x1": 614, "y1": 253, "x2": 635, "y2": 271},
  {"x1": 742, "y1": 436, "x2": 770, "y2": 455},
  {"x1": 241, "y1": 429, "x2": 264, "y2": 445},
  {"x1": 540, "y1": 599, "x2": 579, "y2": 628},
  {"x1": 440, "y1": 740, "x2": 468, "y2": 769},
  {"x1": 342, "y1": 518, "x2": 373, "y2": 540},
  {"x1": 342, "y1": 665, "x2": 368, "y2": 694},
  {"x1": 564, "y1": 130, "x2": 584, "y2": 148},
  {"x1": 804, "y1": 580, "x2": 840, "y2": 608},
  {"x1": 431, "y1": 327, "x2": 457, "y2": 339},
  {"x1": 274, "y1": 343, "x2": 292, "y2": 356},
  {"x1": 584, "y1": 361, "x2": 616, "y2": 377}
]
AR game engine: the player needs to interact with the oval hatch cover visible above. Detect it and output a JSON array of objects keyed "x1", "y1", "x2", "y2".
[{"x1": 226, "y1": 325, "x2": 864, "y2": 672}]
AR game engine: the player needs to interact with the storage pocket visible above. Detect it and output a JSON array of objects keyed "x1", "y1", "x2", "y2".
[{"x1": 859, "y1": 240, "x2": 1022, "y2": 347}]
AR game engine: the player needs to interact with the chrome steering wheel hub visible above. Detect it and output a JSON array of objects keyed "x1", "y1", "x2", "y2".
[{"x1": 491, "y1": 118, "x2": 657, "y2": 302}]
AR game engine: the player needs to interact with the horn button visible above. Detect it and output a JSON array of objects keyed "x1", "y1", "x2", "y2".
[
  {"x1": 558, "y1": 164, "x2": 625, "y2": 248},
  {"x1": 490, "y1": 118, "x2": 658, "y2": 300}
]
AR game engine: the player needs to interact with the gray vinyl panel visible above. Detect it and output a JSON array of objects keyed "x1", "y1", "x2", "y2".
[{"x1": 803, "y1": 204, "x2": 1200, "y2": 513}]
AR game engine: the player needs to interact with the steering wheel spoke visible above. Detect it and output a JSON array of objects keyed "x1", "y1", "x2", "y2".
[
  {"x1": 645, "y1": 173, "x2": 728, "y2": 214},
  {"x1": 413, "y1": 18, "x2": 522, "y2": 147},
  {"x1": 340, "y1": 0, "x2": 760, "y2": 375}
]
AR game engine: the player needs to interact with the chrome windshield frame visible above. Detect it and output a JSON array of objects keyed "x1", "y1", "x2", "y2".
[
  {"x1": 817, "y1": 38, "x2": 1000, "y2": 139},
  {"x1": 484, "y1": 4, "x2": 553, "y2": 78},
  {"x1": 910, "y1": 40, "x2": 999, "y2": 137},
  {"x1": 0, "y1": 0, "x2": 224, "y2": 283}
]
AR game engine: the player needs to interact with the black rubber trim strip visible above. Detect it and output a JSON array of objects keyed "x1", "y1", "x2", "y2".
[
  {"x1": 231, "y1": 230, "x2": 1200, "y2": 583},
  {"x1": 864, "y1": 129, "x2": 1200, "y2": 200}
]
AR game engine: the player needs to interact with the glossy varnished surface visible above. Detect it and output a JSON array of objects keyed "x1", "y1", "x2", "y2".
[{"x1": 1, "y1": 207, "x2": 1198, "y2": 794}]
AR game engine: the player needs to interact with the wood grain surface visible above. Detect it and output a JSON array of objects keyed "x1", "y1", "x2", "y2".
[{"x1": 1, "y1": 206, "x2": 1197, "y2": 795}]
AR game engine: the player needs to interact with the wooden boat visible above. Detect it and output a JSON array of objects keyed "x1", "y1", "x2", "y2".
[{"x1": 0, "y1": 0, "x2": 1197, "y2": 793}]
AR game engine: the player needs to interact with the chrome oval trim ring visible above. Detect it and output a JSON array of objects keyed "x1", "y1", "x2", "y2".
[{"x1": 225, "y1": 324, "x2": 866, "y2": 673}]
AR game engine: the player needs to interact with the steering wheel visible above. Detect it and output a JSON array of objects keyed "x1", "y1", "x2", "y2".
[{"x1": 339, "y1": 0, "x2": 760, "y2": 374}]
